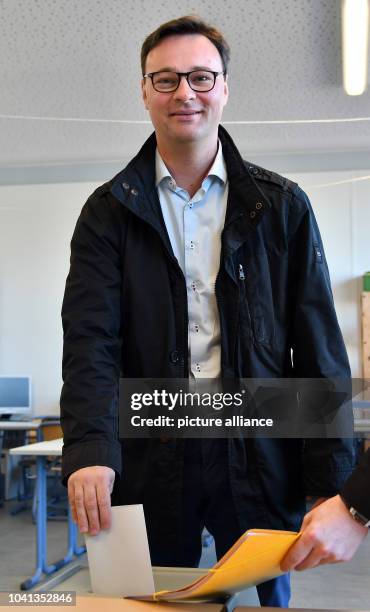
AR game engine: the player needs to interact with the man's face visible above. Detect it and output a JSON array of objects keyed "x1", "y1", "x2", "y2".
[{"x1": 142, "y1": 34, "x2": 229, "y2": 146}]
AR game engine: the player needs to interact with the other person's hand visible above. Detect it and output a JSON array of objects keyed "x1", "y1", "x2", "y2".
[
  {"x1": 67, "y1": 466, "x2": 115, "y2": 536},
  {"x1": 281, "y1": 494, "x2": 368, "y2": 572}
]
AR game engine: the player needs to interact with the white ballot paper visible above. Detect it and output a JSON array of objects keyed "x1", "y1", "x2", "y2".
[{"x1": 85, "y1": 504, "x2": 155, "y2": 597}]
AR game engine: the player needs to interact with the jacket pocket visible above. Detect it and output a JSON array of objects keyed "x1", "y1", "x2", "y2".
[
  {"x1": 238, "y1": 262, "x2": 274, "y2": 347},
  {"x1": 252, "y1": 314, "x2": 269, "y2": 343}
]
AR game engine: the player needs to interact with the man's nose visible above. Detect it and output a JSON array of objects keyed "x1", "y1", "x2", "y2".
[{"x1": 173, "y1": 75, "x2": 196, "y2": 100}]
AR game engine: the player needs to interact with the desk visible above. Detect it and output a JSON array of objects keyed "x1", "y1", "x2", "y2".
[
  {"x1": 234, "y1": 609, "x2": 370, "y2": 612},
  {"x1": 0, "y1": 595, "x2": 225, "y2": 612},
  {"x1": 0, "y1": 603, "x2": 367, "y2": 612},
  {"x1": 33, "y1": 563, "x2": 259, "y2": 610},
  {"x1": 354, "y1": 416, "x2": 370, "y2": 434},
  {"x1": 353, "y1": 403, "x2": 370, "y2": 434},
  {"x1": 0, "y1": 420, "x2": 43, "y2": 431},
  {"x1": 0, "y1": 420, "x2": 43, "y2": 458},
  {"x1": 0, "y1": 420, "x2": 43, "y2": 505},
  {"x1": 10, "y1": 438, "x2": 85, "y2": 590}
]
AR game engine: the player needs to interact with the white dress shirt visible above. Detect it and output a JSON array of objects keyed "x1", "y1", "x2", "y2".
[{"x1": 155, "y1": 142, "x2": 228, "y2": 379}]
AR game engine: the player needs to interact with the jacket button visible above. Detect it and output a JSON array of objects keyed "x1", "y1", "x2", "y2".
[
  {"x1": 249, "y1": 166, "x2": 259, "y2": 176},
  {"x1": 256, "y1": 202, "x2": 263, "y2": 210},
  {"x1": 170, "y1": 350, "x2": 180, "y2": 364},
  {"x1": 250, "y1": 211, "x2": 256, "y2": 219},
  {"x1": 131, "y1": 187, "x2": 138, "y2": 196},
  {"x1": 122, "y1": 182, "x2": 129, "y2": 189}
]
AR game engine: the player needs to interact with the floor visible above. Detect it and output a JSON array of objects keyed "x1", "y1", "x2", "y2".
[{"x1": 0, "y1": 500, "x2": 369, "y2": 609}]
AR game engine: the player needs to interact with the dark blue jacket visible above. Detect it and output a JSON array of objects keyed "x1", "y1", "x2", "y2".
[
  {"x1": 61, "y1": 126, "x2": 356, "y2": 550},
  {"x1": 341, "y1": 449, "x2": 370, "y2": 519}
]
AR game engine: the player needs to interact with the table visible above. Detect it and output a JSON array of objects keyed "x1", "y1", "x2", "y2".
[
  {"x1": 0, "y1": 420, "x2": 43, "y2": 458},
  {"x1": 31, "y1": 563, "x2": 259, "y2": 610},
  {"x1": 0, "y1": 420, "x2": 43, "y2": 431},
  {"x1": 0, "y1": 420, "x2": 43, "y2": 505},
  {"x1": 0, "y1": 595, "x2": 225, "y2": 611},
  {"x1": 234, "y1": 609, "x2": 370, "y2": 612},
  {"x1": 10, "y1": 438, "x2": 85, "y2": 590},
  {"x1": 353, "y1": 392, "x2": 370, "y2": 434}
]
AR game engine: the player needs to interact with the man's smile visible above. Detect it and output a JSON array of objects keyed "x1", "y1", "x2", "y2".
[{"x1": 169, "y1": 110, "x2": 203, "y2": 116}]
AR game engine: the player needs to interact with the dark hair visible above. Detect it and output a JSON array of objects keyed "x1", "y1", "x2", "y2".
[{"x1": 141, "y1": 15, "x2": 230, "y2": 75}]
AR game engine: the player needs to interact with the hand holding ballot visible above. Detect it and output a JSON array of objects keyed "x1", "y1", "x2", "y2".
[
  {"x1": 281, "y1": 494, "x2": 368, "y2": 572},
  {"x1": 68, "y1": 465, "x2": 115, "y2": 535}
]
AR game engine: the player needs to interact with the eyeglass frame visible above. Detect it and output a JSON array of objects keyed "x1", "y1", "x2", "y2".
[{"x1": 142, "y1": 70, "x2": 227, "y2": 93}]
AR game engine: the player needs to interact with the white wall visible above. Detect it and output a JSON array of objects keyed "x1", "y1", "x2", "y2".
[
  {"x1": 0, "y1": 183, "x2": 99, "y2": 415},
  {"x1": 0, "y1": 171, "x2": 369, "y2": 415}
]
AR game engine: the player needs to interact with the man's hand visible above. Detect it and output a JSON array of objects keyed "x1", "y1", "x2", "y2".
[
  {"x1": 281, "y1": 494, "x2": 368, "y2": 572},
  {"x1": 67, "y1": 466, "x2": 115, "y2": 536}
]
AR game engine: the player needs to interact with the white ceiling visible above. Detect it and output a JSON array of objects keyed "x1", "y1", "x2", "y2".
[{"x1": 1, "y1": 0, "x2": 370, "y2": 170}]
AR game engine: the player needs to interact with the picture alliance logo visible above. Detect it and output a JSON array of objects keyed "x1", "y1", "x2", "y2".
[{"x1": 130, "y1": 389, "x2": 246, "y2": 411}]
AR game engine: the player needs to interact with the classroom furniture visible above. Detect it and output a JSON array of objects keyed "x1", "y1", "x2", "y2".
[
  {"x1": 235, "y1": 609, "x2": 370, "y2": 612},
  {"x1": 31, "y1": 562, "x2": 260, "y2": 609},
  {"x1": 0, "y1": 420, "x2": 43, "y2": 505},
  {"x1": 8, "y1": 402, "x2": 370, "y2": 593},
  {"x1": 13, "y1": 419, "x2": 64, "y2": 518},
  {"x1": 0, "y1": 595, "x2": 225, "y2": 612},
  {"x1": 10, "y1": 438, "x2": 85, "y2": 590}
]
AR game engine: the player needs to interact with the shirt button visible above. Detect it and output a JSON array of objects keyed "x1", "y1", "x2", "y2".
[
  {"x1": 191, "y1": 282, "x2": 197, "y2": 291},
  {"x1": 122, "y1": 182, "x2": 129, "y2": 190},
  {"x1": 190, "y1": 241, "x2": 195, "y2": 249},
  {"x1": 131, "y1": 187, "x2": 138, "y2": 196},
  {"x1": 189, "y1": 203, "x2": 193, "y2": 209},
  {"x1": 194, "y1": 324, "x2": 199, "y2": 332},
  {"x1": 250, "y1": 211, "x2": 256, "y2": 219},
  {"x1": 169, "y1": 179, "x2": 176, "y2": 188},
  {"x1": 195, "y1": 363, "x2": 201, "y2": 372},
  {"x1": 256, "y1": 202, "x2": 263, "y2": 210}
]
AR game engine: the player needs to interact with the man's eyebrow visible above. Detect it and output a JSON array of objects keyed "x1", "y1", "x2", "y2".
[{"x1": 150, "y1": 65, "x2": 216, "y2": 72}]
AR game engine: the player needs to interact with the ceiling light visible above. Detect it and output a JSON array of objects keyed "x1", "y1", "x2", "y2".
[{"x1": 342, "y1": 0, "x2": 369, "y2": 95}]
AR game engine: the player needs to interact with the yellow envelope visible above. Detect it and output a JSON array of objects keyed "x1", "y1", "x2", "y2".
[{"x1": 129, "y1": 528, "x2": 300, "y2": 603}]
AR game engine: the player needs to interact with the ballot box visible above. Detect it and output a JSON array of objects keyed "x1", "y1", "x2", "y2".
[{"x1": 34, "y1": 561, "x2": 260, "y2": 611}]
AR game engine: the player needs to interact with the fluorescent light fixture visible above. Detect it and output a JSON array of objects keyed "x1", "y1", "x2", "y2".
[{"x1": 342, "y1": 0, "x2": 369, "y2": 95}]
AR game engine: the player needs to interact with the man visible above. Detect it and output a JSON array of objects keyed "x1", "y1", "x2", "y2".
[
  {"x1": 281, "y1": 448, "x2": 369, "y2": 572},
  {"x1": 60, "y1": 16, "x2": 356, "y2": 607}
]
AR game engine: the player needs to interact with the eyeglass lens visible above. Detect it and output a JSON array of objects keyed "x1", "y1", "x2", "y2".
[{"x1": 152, "y1": 71, "x2": 215, "y2": 92}]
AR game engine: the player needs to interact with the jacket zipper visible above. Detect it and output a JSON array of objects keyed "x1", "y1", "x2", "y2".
[
  {"x1": 231, "y1": 264, "x2": 246, "y2": 376},
  {"x1": 238, "y1": 263, "x2": 254, "y2": 342}
]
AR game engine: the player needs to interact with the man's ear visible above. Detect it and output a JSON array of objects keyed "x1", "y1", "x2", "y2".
[{"x1": 141, "y1": 79, "x2": 149, "y2": 110}]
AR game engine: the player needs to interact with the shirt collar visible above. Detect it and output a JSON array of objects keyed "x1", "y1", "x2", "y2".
[
  {"x1": 207, "y1": 140, "x2": 227, "y2": 185},
  {"x1": 155, "y1": 139, "x2": 227, "y2": 189}
]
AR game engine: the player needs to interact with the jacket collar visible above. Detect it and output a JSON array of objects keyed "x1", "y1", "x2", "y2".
[{"x1": 110, "y1": 125, "x2": 271, "y2": 255}]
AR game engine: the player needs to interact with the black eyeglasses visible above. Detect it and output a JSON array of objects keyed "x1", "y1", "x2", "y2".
[{"x1": 143, "y1": 70, "x2": 226, "y2": 93}]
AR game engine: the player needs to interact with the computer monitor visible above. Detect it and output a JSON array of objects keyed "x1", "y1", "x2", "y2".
[{"x1": 0, "y1": 376, "x2": 32, "y2": 417}]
